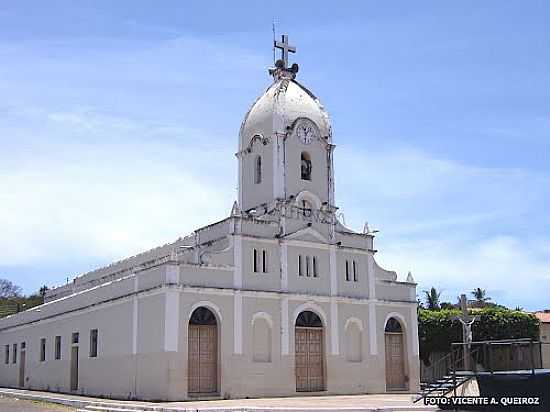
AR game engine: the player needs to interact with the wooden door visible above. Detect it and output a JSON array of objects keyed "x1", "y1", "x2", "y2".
[
  {"x1": 70, "y1": 346, "x2": 79, "y2": 391},
  {"x1": 188, "y1": 324, "x2": 217, "y2": 394},
  {"x1": 18, "y1": 350, "x2": 25, "y2": 387},
  {"x1": 385, "y1": 332, "x2": 405, "y2": 390},
  {"x1": 295, "y1": 327, "x2": 324, "y2": 392}
]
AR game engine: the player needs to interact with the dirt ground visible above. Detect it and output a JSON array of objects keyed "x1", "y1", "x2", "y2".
[{"x1": 0, "y1": 395, "x2": 75, "y2": 412}]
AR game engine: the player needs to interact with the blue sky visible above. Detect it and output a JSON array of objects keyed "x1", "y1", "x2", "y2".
[{"x1": 0, "y1": 1, "x2": 549, "y2": 310}]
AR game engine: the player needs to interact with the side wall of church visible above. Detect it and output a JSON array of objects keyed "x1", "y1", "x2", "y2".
[{"x1": 0, "y1": 291, "x2": 169, "y2": 400}]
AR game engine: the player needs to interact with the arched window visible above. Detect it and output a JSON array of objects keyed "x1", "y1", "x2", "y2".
[
  {"x1": 385, "y1": 317, "x2": 403, "y2": 333},
  {"x1": 296, "y1": 310, "x2": 322, "y2": 327},
  {"x1": 254, "y1": 155, "x2": 262, "y2": 184},
  {"x1": 190, "y1": 307, "x2": 217, "y2": 325},
  {"x1": 301, "y1": 152, "x2": 312, "y2": 181}
]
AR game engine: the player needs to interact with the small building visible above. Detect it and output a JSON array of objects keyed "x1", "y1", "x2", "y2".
[
  {"x1": 534, "y1": 311, "x2": 550, "y2": 368},
  {"x1": 0, "y1": 36, "x2": 419, "y2": 401}
]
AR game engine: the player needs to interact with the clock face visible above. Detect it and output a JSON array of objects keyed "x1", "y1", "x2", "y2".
[{"x1": 295, "y1": 120, "x2": 318, "y2": 145}]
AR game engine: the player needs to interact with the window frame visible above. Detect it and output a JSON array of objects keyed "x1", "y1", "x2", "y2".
[
  {"x1": 262, "y1": 249, "x2": 267, "y2": 273},
  {"x1": 313, "y1": 256, "x2": 318, "y2": 278},
  {"x1": 254, "y1": 155, "x2": 262, "y2": 184},
  {"x1": 40, "y1": 338, "x2": 46, "y2": 362},
  {"x1": 89, "y1": 329, "x2": 98, "y2": 358},
  {"x1": 4, "y1": 345, "x2": 9, "y2": 364},
  {"x1": 55, "y1": 336, "x2": 62, "y2": 360},
  {"x1": 300, "y1": 151, "x2": 312, "y2": 181},
  {"x1": 253, "y1": 248, "x2": 258, "y2": 273}
]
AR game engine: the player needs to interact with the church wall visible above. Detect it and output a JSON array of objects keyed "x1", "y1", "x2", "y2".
[
  {"x1": 337, "y1": 231, "x2": 373, "y2": 250},
  {"x1": 179, "y1": 265, "x2": 234, "y2": 289},
  {"x1": 241, "y1": 239, "x2": 281, "y2": 291},
  {"x1": 229, "y1": 296, "x2": 292, "y2": 397},
  {"x1": 283, "y1": 217, "x2": 313, "y2": 235},
  {"x1": 136, "y1": 266, "x2": 166, "y2": 291},
  {"x1": 196, "y1": 219, "x2": 232, "y2": 244},
  {"x1": 376, "y1": 280, "x2": 415, "y2": 302},
  {"x1": 241, "y1": 220, "x2": 278, "y2": 238},
  {"x1": 203, "y1": 239, "x2": 233, "y2": 266},
  {"x1": 337, "y1": 250, "x2": 371, "y2": 299},
  {"x1": 1, "y1": 280, "x2": 419, "y2": 401},
  {"x1": 326, "y1": 302, "x2": 373, "y2": 394},
  {"x1": 286, "y1": 245, "x2": 331, "y2": 295},
  {"x1": 0, "y1": 297, "x2": 139, "y2": 398},
  {"x1": 132, "y1": 293, "x2": 170, "y2": 401},
  {"x1": 136, "y1": 294, "x2": 164, "y2": 354}
]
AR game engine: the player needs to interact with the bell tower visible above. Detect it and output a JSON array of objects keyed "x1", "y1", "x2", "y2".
[{"x1": 237, "y1": 35, "x2": 334, "y2": 212}]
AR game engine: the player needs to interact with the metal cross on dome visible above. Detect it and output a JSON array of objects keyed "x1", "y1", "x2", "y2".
[{"x1": 274, "y1": 34, "x2": 296, "y2": 68}]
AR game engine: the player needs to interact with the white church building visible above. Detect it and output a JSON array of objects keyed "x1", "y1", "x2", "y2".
[{"x1": 0, "y1": 36, "x2": 420, "y2": 401}]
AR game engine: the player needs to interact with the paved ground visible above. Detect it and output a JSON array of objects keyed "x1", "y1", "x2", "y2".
[
  {"x1": 0, "y1": 395, "x2": 75, "y2": 412},
  {"x1": 0, "y1": 388, "x2": 436, "y2": 411},
  {"x1": 167, "y1": 393, "x2": 430, "y2": 410}
]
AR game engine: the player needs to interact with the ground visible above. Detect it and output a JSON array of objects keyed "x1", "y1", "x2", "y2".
[
  {"x1": 0, "y1": 389, "x2": 438, "y2": 411},
  {"x1": 0, "y1": 396, "x2": 75, "y2": 412}
]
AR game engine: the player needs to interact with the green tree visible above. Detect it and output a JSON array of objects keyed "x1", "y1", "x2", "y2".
[
  {"x1": 471, "y1": 288, "x2": 491, "y2": 307},
  {"x1": 423, "y1": 287, "x2": 442, "y2": 310},
  {"x1": 418, "y1": 307, "x2": 540, "y2": 366}
]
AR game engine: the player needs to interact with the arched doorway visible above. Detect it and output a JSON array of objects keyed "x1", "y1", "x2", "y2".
[
  {"x1": 188, "y1": 307, "x2": 218, "y2": 394},
  {"x1": 295, "y1": 310, "x2": 325, "y2": 392},
  {"x1": 384, "y1": 317, "x2": 406, "y2": 390}
]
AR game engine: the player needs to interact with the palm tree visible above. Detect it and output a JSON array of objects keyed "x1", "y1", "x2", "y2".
[
  {"x1": 471, "y1": 288, "x2": 491, "y2": 307},
  {"x1": 423, "y1": 287, "x2": 442, "y2": 310}
]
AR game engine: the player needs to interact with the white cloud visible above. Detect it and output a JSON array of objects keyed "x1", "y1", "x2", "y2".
[
  {"x1": 0, "y1": 109, "x2": 236, "y2": 266},
  {"x1": 376, "y1": 233, "x2": 550, "y2": 310},
  {"x1": 332, "y1": 147, "x2": 550, "y2": 310}
]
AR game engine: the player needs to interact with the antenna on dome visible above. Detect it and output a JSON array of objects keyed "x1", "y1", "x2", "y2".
[{"x1": 272, "y1": 19, "x2": 276, "y2": 65}]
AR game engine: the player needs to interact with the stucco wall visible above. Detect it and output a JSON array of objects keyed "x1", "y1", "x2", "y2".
[{"x1": 0, "y1": 285, "x2": 419, "y2": 401}]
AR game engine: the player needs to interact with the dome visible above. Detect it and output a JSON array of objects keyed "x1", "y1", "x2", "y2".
[{"x1": 239, "y1": 74, "x2": 332, "y2": 151}]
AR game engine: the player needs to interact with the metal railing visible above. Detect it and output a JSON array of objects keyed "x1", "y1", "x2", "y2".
[
  {"x1": 416, "y1": 338, "x2": 548, "y2": 403},
  {"x1": 451, "y1": 338, "x2": 543, "y2": 375}
]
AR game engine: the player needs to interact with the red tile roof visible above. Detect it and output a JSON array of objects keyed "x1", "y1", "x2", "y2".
[{"x1": 534, "y1": 312, "x2": 550, "y2": 323}]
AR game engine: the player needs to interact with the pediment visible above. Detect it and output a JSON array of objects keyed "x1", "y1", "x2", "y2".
[{"x1": 284, "y1": 227, "x2": 329, "y2": 244}]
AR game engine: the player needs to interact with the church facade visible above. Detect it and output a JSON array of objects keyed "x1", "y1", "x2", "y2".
[{"x1": 0, "y1": 37, "x2": 420, "y2": 401}]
